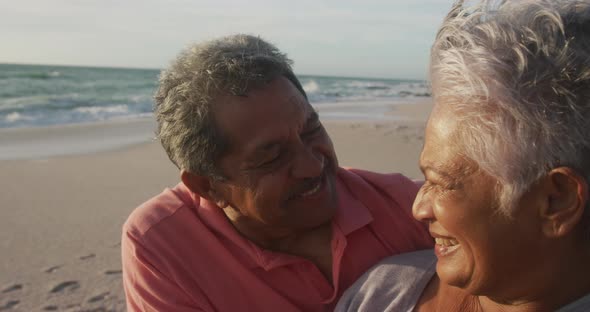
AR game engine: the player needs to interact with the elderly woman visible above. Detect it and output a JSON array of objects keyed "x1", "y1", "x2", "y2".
[{"x1": 336, "y1": 0, "x2": 590, "y2": 311}]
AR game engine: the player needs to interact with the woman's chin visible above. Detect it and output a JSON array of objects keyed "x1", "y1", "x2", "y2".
[{"x1": 435, "y1": 248, "x2": 473, "y2": 289}]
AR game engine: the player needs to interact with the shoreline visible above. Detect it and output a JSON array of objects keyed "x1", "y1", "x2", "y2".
[
  {"x1": 0, "y1": 98, "x2": 432, "y2": 161},
  {"x1": 0, "y1": 117, "x2": 156, "y2": 160}
]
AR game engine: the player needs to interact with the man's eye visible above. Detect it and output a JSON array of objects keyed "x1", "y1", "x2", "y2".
[{"x1": 258, "y1": 153, "x2": 281, "y2": 167}]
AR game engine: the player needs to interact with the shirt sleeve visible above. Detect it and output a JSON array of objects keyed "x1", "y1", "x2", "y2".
[{"x1": 122, "y1": 229, "x2": 206, "y2": 312}]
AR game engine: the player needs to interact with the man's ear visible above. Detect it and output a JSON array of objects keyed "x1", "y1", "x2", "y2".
[
  {"x1": 540, "y1": 167, "x2": 589, "y2": 238},
  {"x1": 181, "y1": 170, "x2": 229, "y2": 208}
]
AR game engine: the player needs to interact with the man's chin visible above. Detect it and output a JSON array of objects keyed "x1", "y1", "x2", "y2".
[{"x1": 283, "y1": 197, "x2": 337, "y2": 229}]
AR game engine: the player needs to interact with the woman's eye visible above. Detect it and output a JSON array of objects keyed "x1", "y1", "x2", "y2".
[
  {"x1": 422, "y1": 181, "x2": 436, "y2": 192},
  {"x1": 423, "y1": 180, "x2": 447, "y2": 192}
]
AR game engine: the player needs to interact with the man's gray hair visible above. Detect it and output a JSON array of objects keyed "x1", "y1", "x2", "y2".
[
  {"x1": 430, "y1": 0, "x2": 590, "y2": 214},
  {"x1": 154, "y1": 34, "x2": 306, "y2": 178}
]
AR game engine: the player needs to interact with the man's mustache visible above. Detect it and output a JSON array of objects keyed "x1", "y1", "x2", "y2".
[{"x1": 286, "y1": 165, "x2": 330, "y2": 200}]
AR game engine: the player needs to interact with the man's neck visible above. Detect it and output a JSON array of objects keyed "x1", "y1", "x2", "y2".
[{"x1": 222, "y1": 206, "x2": 335, "y2": 282}]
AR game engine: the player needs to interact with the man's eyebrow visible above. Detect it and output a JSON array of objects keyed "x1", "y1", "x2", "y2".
[
  {"x1": 305, "y1": 110, "x2": 319, "y2": 126},
  {"x1": 251, "y1": 140, "x2": 281, "y2": 155},
  {"x1": 250, "y1": 110, "x2": 319, "y2": 155}
]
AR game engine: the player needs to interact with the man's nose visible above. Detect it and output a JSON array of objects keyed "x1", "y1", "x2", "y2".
[
  {"x1": 412, "y1": 188, "x2": 434, "y2": 222},
  {"x1": 290, "y1": 145, "x2": 324, "y2": 179}
]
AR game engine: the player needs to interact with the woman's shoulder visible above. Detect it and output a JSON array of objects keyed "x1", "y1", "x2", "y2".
[
  {"x1": 335, "y1": 249, "x2": 437, "y2": 312},
  {"x1": 557, "y1": 293, "x2": 590, "y2": 312}
]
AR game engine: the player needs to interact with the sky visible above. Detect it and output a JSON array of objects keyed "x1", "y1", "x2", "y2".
[{"x1": 1, "y1": 0, "x2": 453, "y2": 80}]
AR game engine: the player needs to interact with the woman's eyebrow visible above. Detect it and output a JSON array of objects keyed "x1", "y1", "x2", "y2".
[{"x1": 420, "y1": 163, "x2": 448, "y2": 176}]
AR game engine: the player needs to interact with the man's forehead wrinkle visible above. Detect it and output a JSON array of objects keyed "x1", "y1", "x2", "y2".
[
  {"x1": 286, "y1": 93, "x2": 306, "y2": 116},
  {"x1": 245, "y1": 105, "x2": 314, "y2": 158}
]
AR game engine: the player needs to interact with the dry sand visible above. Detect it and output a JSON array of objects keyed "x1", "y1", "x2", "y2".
[{"x1": 0, "y1": 98, "x2": 432, "y2": 311}]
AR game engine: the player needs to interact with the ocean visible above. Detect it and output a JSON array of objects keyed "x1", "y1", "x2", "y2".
[{"x1": 0, "y1": 63, "x2": 430, "y2": 129}]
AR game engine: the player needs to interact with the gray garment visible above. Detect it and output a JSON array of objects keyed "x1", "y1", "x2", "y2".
[
  {"x1": 336, "y1": 249, "x2": 590, "y2": 312},
  {"x1": 335, "y1": 249, "x2": 436, "y2": 312},
  {"x1": 557, "y1": 293, "x2": 590, "y2": 312}
]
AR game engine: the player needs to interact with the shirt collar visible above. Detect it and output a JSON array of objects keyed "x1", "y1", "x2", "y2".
[
  {"x1": 332, "y1": 167, "x2": 374, "y2": 235},
  {"x1": 184, "y1": 168, "x2": 374, "y2": 269}
]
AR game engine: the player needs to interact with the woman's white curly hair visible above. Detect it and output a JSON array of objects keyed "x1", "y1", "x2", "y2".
[{"x1": 430, "y1": 0, "x2": 590, "y2": 214}]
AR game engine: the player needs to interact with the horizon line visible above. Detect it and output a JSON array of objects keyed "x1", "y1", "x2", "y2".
[{"x1": 0, "y1": 62, "x2": 426, "y2": 82}]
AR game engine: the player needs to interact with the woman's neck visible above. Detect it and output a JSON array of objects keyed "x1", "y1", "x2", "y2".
[
  {"x1": 432, "y1": 262, "x2": 590, "y2": 312},
  {"x1": 416, "y1": 240, "x2": 590, "y2": 312},
  {"x1": 477, "y1": 243, "x2": 590, "y2": 312}
]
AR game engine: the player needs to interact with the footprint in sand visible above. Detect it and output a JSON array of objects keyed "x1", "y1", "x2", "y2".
[
  {"x1": 104, "y1": 269, "x2": 122, "y2": 275},
  {"x1": 88, "y1": 291, "x2": 110, "y2": 303},
  {"x1": 1, "y1": 284, "x2": 22, "y2": 293},
  {"x1": 65, "y1": 303, "x2": 81, "y2": 310},
  {"x1": 79, "y1": 253, "x2": 96, "y2": 260},
  {"x1": 50, "y1": 281, "x2": 80, "y2": 294},
  {"x1": 0, "y1": 300, "x2": 19, "y2": 311},
  {"x1": 44, "y1": 265, "x2": 62, "y2": 273}
]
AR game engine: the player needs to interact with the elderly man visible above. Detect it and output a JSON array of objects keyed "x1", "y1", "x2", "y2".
[{"x1": 121, "y1": 34, "x2": 432, "y2": 311}]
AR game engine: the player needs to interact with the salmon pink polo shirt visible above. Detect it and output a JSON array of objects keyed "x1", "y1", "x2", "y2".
[{"x1": 122, "y1": 168, "x2": 433, "y2": 311}]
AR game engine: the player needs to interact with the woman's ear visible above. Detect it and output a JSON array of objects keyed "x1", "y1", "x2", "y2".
[{"x1": 540, "y1": 167, "x2": 589, "y2": 238}]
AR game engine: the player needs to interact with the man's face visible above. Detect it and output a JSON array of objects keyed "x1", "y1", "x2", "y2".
[{"x1": 210, "y1": 77, "x2": 339, "y2": 235}]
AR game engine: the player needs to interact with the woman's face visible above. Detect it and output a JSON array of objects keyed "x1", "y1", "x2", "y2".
[{"x1": 412, "y1": 102, "x2": 545, "y2": 297}]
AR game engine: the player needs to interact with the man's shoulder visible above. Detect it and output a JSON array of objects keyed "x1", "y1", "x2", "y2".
[{"x1": 123, "y1": 183, "x2": 196, "y2": 239}]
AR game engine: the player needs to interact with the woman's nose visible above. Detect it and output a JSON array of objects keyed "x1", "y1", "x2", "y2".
[{"x1": 412, "y1": 188, "x2": 434, "y2": 222}]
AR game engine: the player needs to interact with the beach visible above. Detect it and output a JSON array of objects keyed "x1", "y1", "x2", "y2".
[{"x1": 0, "y1": 67, "x2": 433, "y2": 311}]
